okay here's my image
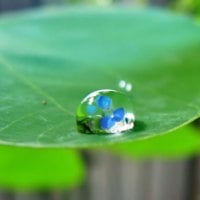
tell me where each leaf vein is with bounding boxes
[0,55,74,116]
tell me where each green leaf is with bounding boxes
[0,7,200,147]
[0,147,85,190]
[107,125,200,159]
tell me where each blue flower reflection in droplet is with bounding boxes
[76,89,135,134]
[113,108,125,122]
[86,104,97,115]
[100,116,115,129]
[96,95,112,110]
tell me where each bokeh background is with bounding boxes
[0,0,200,200]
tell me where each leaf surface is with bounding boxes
[0,7,200,147]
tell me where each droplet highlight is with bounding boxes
[76,89,135,134]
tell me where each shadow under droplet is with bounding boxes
[77,119,146,135]
[133,120,147,132]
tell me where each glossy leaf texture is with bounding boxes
[0,7,200,147]
[0,147,85,190]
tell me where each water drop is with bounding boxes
[118,80,133,92]
[76,89,135,134]
[119,80,126,88]
[125,83,132,92]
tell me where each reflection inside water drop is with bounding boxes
[76,89,135,134]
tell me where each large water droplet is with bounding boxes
[76,89,135,134]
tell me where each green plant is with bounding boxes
[0,6,200,189]
[174,0,200,15]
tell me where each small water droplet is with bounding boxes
[76,89,135,134]
[118,80,133,92]
[125,83,132,92]
[118,80,126,88]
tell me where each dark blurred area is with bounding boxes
[0,0,41,12]
[0,0,200,200]
[0,0,171,12]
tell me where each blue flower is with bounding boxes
[96,95,112,110]
[113,108,125,122]
[86,104,97,115]
[100,116,115,130]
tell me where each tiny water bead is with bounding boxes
[118,80,132,92]
[76,89,135,134]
